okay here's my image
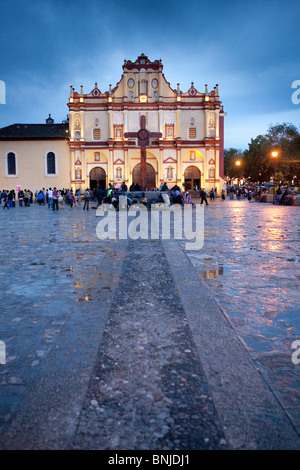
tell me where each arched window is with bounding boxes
[47,152,56,174]
[7,152,16,175]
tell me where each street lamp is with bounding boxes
[271,150,279,204]
[235,160,241,188]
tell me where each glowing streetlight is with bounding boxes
[235,160,242,188]
[271,150,279,204]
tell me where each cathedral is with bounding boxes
[0,54,226,192]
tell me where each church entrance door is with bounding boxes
[89,167,106,190]
[132,162,156,190]
[184,166,201,190]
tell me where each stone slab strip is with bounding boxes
[162,239,300,450]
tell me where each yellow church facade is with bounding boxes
[0,54,226,193]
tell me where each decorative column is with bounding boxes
[70,150,75,183]
[204,110,210,138]
[219,108,226,179]
[108,147,114,183]
[215,148,220,184]
[124,147,129,182]
[69,111,74,139]
[159,109,163,136]
[159,147,164,183]
[123,110,128,136]
[79,111,85,140]
[124,74,128,102]
[176,147,182,186]
[215,109,220,139]
[108,110,113,140]
[176,107,181,138]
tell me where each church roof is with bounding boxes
[0,123,69,140]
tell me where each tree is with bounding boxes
[243,123,300,184]
[224,148,244,179]
[266,123,300,183]
[243,135,272,183]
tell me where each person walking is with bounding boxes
[83,188,90,211]
[24,189,30,206]
[75,189,81,207]
[18,189,24,206]
[37,190,44,205]
[0,190,7,206]
[52,187,59,211]
[48,187,53,209]
[3,195,9,209]
[69,189,75,208]
[8,190,14,208]
[199,188,209,205]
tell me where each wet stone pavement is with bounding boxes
[0,199,299,450]
[182,198,300,437]
[73,239,225,450]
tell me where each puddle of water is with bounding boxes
[200,267,224,279]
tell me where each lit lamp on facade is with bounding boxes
[139,95,148,103]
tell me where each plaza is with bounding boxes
[0,197,299,450]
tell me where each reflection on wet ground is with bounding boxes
[1,200,300,441]
[0,205,127,434]
[184,199,300,432]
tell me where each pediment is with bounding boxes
[163,156,177,164]
[114,158,124,165]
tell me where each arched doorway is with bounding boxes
[89,167,106,190]
[132,162,156,190]
[184,166,201,190]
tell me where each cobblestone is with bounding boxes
[183,198,300,436]
[0,200,299,450]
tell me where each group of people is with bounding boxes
[198,187,226,205]
[40,187,92,211]
[227,185,258,201]
[88,182,190,209]
[1,188,36,209]
[1,189,17,209]
[226,184,299,205]
[1,187,92,211]
[274,186,299,205]
[1,183,226,211]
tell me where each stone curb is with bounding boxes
[162,239,300,450]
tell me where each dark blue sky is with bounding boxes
[0,0,299,150]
